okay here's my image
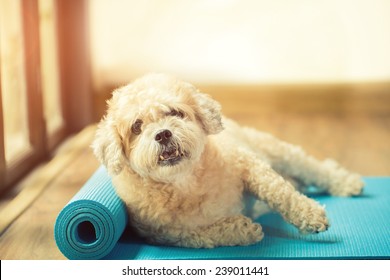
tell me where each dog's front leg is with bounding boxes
[158,215,264,248]
[242,153,329,234]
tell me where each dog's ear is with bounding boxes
[91,115,126,175]
[193,91,224,135]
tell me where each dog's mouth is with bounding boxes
[158,145,185,166]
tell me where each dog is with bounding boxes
[92,73,364,248]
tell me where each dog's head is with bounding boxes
[92,74,223,182]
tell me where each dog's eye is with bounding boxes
[169,109,185,118]
[131,119,143,135]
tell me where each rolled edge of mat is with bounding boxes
[54,166,128,259]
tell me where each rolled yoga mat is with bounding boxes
[54,166,127,260]
[55,166,390,260]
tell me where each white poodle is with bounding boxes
[92,74,364,248]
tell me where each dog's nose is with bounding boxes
[155,129,172,145]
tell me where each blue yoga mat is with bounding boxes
[54,166,127,260]
[55,166,390,260]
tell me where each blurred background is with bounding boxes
[1,0,390,193]
[90,0,390,85]
[1,0,390,260]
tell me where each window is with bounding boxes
[0,0,92,193]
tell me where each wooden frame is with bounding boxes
[56,0,92,134]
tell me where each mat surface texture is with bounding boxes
[54,167,390,259]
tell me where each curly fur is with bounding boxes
[92,73,365,248]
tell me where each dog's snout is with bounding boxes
[155,129,172,145]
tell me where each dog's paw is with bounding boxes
[234,216,264,246]
[330,173,364,197]
[299,204,330,234]
[324,159,365,196]
[242,221,264,245]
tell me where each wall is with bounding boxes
[89,0,390,86]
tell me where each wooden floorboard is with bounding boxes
[0,85,389,259]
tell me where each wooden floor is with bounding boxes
[0,83,389,259]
